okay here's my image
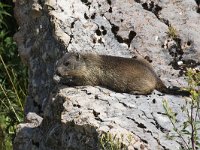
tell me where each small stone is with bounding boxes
[177,61,183,66]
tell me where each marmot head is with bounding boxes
[55,53,86,77]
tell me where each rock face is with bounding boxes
[14,0,200,149]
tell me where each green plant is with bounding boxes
[167,25,178,39]
[163,68,200,150]
[0,3,11,28]
[0,125,5,150]
[0,1,28,149]
[99,132,128,150]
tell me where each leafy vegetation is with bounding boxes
[99,132,127,150]
[167,25,178,39]
[0,1,28,149]
[163,68,200,150]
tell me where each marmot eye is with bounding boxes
[64,61,70,66]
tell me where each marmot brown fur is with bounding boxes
[54,53,189,96]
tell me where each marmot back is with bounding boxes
[54,53,189,96]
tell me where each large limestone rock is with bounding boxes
[13,0,200,149]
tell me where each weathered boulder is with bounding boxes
[14,0,200,149]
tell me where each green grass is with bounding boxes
[0,1,28,149]
[167,25,178,39]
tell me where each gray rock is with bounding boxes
[14,0,200,149]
